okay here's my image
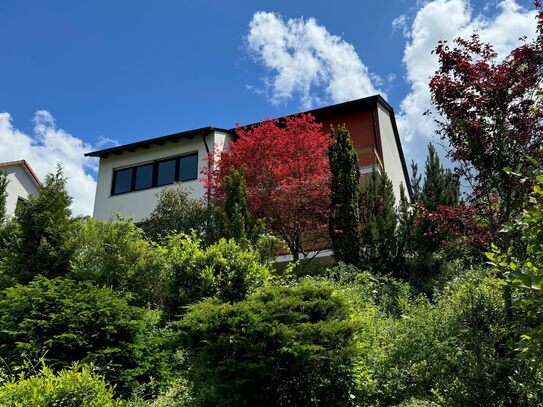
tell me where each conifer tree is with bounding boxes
[420,143,459,210]
[0,170,8,225]
[360,170,397,274]
[222,167,250,242]
[11,166,74,283]
[328,125,361,265]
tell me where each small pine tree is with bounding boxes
[223,167,250,242]
[218,168,264,246]
[11,165,74,283]
[410,161,422,203]
[394,183,412,274]
[328,125,361,265]
[360,170,397,275]
[420,143,459,210]
[0,170,8,225]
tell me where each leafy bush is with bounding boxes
[355,269,540,406]
[0,277,171,397]
[70,217,167,307]
[0,364,124,406]
[161,234,271,318]
[177,278,358,406]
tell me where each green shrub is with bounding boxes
[355,269,540,406]
[176,278,358,406]
[162,234,271,318]
[0,277,171,397]
[70,217,167,307]
[0,364,124,406]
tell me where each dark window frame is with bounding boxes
[111,152,198,196]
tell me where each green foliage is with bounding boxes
[360,170,397,275]
[328,125,361,265]
[177,279,358,406]
[161,234,271,318]
[487,165,543,359]
[402,144,463,292]
[128,379,192,407]
[222,167,250,242]
[0,276,170,397]
[0,364,124,406]
[142,186,207,242]
[70,217,167,308]
[9,166,74,283]
[420,143,459,211]
[210,168,266,249]
[0,170,8,225]
[355,269,541,406]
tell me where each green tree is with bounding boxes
[0,276,171,397]
[420,143,459,211]
[360,170,397,275]
[0,364,124,406]
[177,279,358,406]
[10,166,73,283]
[328,125,361,265]
[0,170,8,225]
[142,186,207,242]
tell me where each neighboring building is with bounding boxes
[86,95,411,222]
[0,160,41,218]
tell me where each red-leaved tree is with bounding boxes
[206,114,331,261]
[429,3,543,242]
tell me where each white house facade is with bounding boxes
[86,95,412,223]
[88,127,232,222]
[0,160,41,218]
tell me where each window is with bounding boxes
[113,168,132,194]
[157,159,176,186]
[179,154,198,181]
[134,164,153,190]
[111,152,198,195]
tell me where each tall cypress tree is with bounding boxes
[328,125,361,265]
[360,170,397,274]
[0,170,8,225]
[222,167,250,243]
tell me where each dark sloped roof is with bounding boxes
[85,126,231,158]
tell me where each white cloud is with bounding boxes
[0,110,98,216]
[246,11,381,109]
[397,0,538,165]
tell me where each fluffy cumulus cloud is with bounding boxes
[0,111,98,216]
[397,0,538,163]
[246,11,381,109]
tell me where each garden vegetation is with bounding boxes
[0,5,542,406]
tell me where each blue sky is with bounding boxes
[0,0,538,214]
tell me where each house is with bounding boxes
[86,95,411,222]
[0,160,41,218]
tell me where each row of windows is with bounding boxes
[111,153,198,195]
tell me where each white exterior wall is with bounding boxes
[377,103,409,203]
[3,165,40,217]
[93,131,226,222]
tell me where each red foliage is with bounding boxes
[429,4,543,236]
[205,113,332,259]
[417,204,491,249]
